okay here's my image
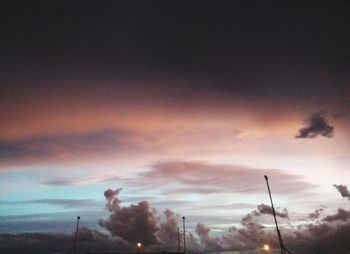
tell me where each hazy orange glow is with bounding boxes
[263,244,270,251]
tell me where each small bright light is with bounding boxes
[263,244,270,251]
[137,242,142,248]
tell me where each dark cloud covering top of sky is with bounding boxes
[0,1,349,115]
[295,112,334,138]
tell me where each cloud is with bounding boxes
[157,209,180,248]
[141,161,315,195]
[219,204,350,253]
[5,219,350,254]
[42,175,120,186]
[0,129,149,169]
[0,228,132,254]
[307,208,324,220]
[323,208,350,222]
[295,112,334,138]
[333,184,350,200]
[103,188,123,212]
[2,187,350,254]
[99,187,198,251]
[30,199,100,209]
[290,221,350,254]
[195,222,222,251]
[99,188,159,245]
[257,203,289,219]
[104,188,122,200]
[221,209,275,250]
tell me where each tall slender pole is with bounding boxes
[264,175,285,254]
[182,216,186,253]
[177,227,181,252]
[73,216,80,254]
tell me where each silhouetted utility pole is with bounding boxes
[182,216,186,253]
[264,175,293,254]
[177,227,181,252]
[73,216,80,254]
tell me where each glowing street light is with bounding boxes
[263,244,270,252]
[137,242,142,253]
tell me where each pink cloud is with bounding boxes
[140,161,315,195]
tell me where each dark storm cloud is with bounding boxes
[333,184,350,200]
[141,161,315,195]
[295,112,334,138]
[257,203,289,219]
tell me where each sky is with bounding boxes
[0,1,350,253]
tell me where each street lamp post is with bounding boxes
[73,216,80,254]
[182,216,186,253]
[177,227,181,252]
[264,175,294,254]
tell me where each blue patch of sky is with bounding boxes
[0,210,107,233]
[0,162,164,218]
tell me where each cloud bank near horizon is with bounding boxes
[2,185,350,254]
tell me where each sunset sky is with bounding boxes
[1,1,350,253]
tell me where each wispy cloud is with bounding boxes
[0,199,101,209]
[0,129,151,168]
[140,161,315,195]
[42,175,120,186]
[30,199,101,209]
